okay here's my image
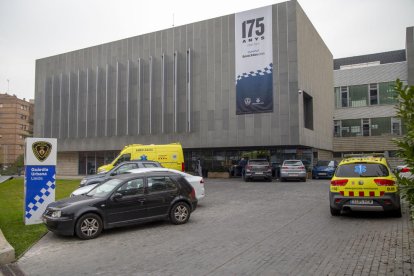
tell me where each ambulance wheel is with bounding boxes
[390,207,402,218]
[330,206,340,216]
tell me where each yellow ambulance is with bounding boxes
[329,154,401,217]
[97,143,185,173]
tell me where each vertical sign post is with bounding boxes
[235,6,273,115]
[24,138,57,225]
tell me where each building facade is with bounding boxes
[332,27,414,166]
[34,0,333,175]
[0,93,34,167]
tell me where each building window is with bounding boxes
[303,92,313,130]
[362,118,370,136]
[369,83,378,105]
[371,117,391,136]
[341,87,348,107]
[391,117,401,135]
[334,120,341,137]
[341,119,361,137]
[379,81,398,105]
[349,84,368,107]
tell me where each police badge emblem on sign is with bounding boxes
[32,141,52,162]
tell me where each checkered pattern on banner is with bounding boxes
[25,178,55,219]
[236,63,273,83]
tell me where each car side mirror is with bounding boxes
[112,193,123,201]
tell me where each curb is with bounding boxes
[0,229,14,265]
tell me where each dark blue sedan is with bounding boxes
[312,160,338,179]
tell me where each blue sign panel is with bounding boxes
[24,138,57,225]
[24,166,56,222]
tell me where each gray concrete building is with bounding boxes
[34,0,333,175]
[332,26,414,166]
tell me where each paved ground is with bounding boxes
[7,178,414,275]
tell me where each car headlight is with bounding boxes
[51,210,61,218]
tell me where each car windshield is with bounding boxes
[87,179,122,197]
[316,161,335,167]
[284,161,303,166]
[335,163,389,177]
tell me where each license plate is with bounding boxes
[319,173,326,176]
[289,174,298,176]
[255,172,263,175]
[350,199,373,205]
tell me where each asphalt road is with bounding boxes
[17,178,414,275]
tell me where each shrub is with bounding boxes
[393,79,414,214]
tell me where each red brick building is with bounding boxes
[0,93,34,168]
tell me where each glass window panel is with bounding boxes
[369,83,378,105]
[341,87,348,107]
[349,85,368,107]
[379,82,397,105]
[391,117,401,135]
[341,119,361,137]
[371,117,391,136]
[334,87,341,108]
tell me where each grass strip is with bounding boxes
[0,178,79,257]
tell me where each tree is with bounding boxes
[393,79,414,212]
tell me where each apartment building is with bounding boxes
[0,93,34,167]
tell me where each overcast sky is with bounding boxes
[0,0,413,100]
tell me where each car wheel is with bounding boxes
[330,206,341,216]
[390,207,402,218]
[75,213,103,240]
[170,202,191,225]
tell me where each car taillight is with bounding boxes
[374,179,395,186]
[331,179,348,186]
[299,166,305,170]
[181,162,185,172]
[401,167,411,173]
[190,187,196,199]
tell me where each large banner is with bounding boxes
[235,6,273,114]
[24,138,57,225]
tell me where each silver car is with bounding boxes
[71,167,206,200]
[280,160,307,182]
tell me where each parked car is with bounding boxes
[312,160,338,179]
[72,167,206,200]
[79,160,162,187]
[43,171,197,239]
[329,155,401,217]
[396,165,413,179]
[128,168,205,200]
[243,159,272,182]
[280,160,307,182]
